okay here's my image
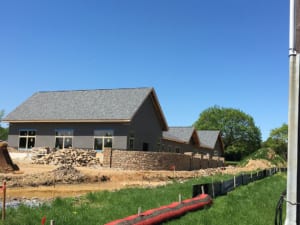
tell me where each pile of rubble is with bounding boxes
[32,148,101,167]
[52,165,87,184]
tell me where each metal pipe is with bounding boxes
[285,1,299,224]
[290,0,296,56]
[285,54,299,225]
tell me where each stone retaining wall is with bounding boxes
[103,149,224,171]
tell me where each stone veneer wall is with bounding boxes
[103,149,224,171]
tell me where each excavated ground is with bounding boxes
[1,153,276,201]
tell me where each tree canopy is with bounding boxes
[263,123,288,159]
[194,106,262,161]
[0,110,8,141]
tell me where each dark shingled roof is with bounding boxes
[163,127,196,143]
[4,87,168,129]
[197,130,221,149]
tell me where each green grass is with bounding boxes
[0,173,286,225]
[164,173,286,225]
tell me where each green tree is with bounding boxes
[263,123,288,159]
[0,110,8,141]
[194,106,261,161]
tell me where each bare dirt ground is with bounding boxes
[2,153,276,201]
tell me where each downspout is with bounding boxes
[285,0,299,224]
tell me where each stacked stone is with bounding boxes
[32,149,100,167]
[31,147,50,160]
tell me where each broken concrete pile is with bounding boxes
[31,147,50,160]
[52,165,87,184]
[32,148,101,167]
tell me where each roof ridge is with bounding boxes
[38,87,153,93]
[169,126,193,128]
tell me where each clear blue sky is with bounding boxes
[0,0,289,141]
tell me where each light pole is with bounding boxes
[285,0,300,224]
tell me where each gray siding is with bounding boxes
[129,95,163,151]
[8,122,130,150]
[161,139,198,153]
[7,95,165,151]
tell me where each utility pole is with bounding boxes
[285,0,300,224]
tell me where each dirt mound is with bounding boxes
[244,159,273,170]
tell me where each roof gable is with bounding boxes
[197,130,221,149]
[4,88,168,127]
[163,127,199,144]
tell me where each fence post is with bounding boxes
[234,176,236,188]
[2,181,6,221]
[50,220,55,225]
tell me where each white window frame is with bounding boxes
[94,130,113,151]
[55,129,74,149]
[18,129,36,150]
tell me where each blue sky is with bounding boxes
[0,0,289,140]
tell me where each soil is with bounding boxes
[1,153,277,201]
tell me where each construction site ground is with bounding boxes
[2,152,276,201]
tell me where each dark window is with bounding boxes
[128,133,135,150]
[20,131,28,136]
[94,130,113,151]
[55,137,63,149]
[129,139,134,150]
[104,138,112,148]
[19,138,27,149]
[143,143,149,151]
[94,138,103,151]
[55,129,73,149]
[64,138,72,148]
[28,138,35,148]
[19,129,36,150]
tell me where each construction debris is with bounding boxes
[52,165,87,184]
[32,148,101,167]
[31,147,50,160]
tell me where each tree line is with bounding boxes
[0,110,8,141]
[194,106,287,161]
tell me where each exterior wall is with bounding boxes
[214,139,224,156]
[161,139,198,153]
[8,122,130,150]
[7,94,165,152]
[129,96,164,151]
[103,149,225,171]
[198,147,214,157]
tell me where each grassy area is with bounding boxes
[164,173,286,225]
[0,173,286,225]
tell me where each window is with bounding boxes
[94,130,113,151]
[142,142,149,151]
[157,139,161,152]
[175,147,181,153]
[55,129,73,149]
[128,133,135,150]
[19,129,36,150]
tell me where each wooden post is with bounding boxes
[2,181,6,221]
[50,220,55,225]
